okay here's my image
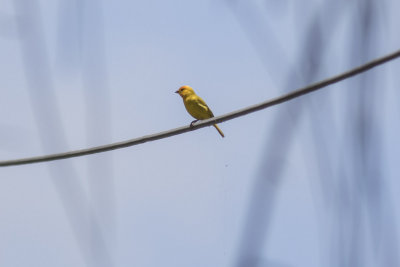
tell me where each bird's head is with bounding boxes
[175,85,195,98]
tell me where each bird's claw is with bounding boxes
[190,120,199,128]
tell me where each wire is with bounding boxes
[1,49,400,167]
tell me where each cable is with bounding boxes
[1,49,400,167]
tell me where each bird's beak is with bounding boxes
[175,90,179,94]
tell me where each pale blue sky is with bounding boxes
[1,0,399,267]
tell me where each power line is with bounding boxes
[1,49,400,167]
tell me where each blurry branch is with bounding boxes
[230,1,349,265]
[1,48,400,167]
[336,1,399,266]
[78,1,115,265]
[13,1,112,266]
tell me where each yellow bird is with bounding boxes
[175,85,224,138]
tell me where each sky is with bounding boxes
[1,0,400,267]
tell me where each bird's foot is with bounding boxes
[190,120,199,128]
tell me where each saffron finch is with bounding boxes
[175,85,224,138]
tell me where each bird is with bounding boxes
[175,85,224,138]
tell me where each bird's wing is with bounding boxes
[195,97,214,117]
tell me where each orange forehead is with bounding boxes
[179,85,192,90]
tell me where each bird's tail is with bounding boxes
[213,124,225,138]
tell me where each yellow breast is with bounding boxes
[183,95,214,120]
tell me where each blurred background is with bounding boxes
[1,0,400,266]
